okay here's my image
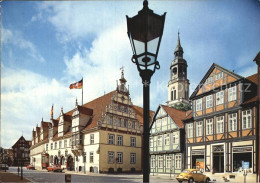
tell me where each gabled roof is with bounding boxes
[161,105,186,128]
[246,73,258,85]
[41,121,49,129]
[151,105,186,129]
[77,105,93,116]
[132,105,154,126]
[241,73,258,105]
[190,63,244,99]
[82,90,117,130]
[182,110,193,121]
[52,119,59,127]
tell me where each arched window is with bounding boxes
[174,90,177,100]
[171,91,173,101]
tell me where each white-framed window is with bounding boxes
[242,110,252,129]
[158,156,163,168]
[166,156,172,169]
[164,134,170,146]
[228,86,236,102]
[51,143,53,149]
[124,119,128,128]
[196,121,203,137]
[228,113,237,131]
[216,116,224,133]
[175,155,182,169]
[215,72,223,80]
[205,76,213,84]
[151,156,155,168]
[117,152,123,164]
[172,132,179,144]
[59,141,62,148]
[130,137,136,147]
[130,153,136,164]
[187,124,193,138]
[117,135,123,146]
[90,134,94,144]
[46,144,48,151]
[108,152,114,164]
[216,91,224,105]
[157,135,162,146]
[64,140,67,148]
[196,99,202,111]
[89,151,94,163]
[108,134,115,145]
[150,137,153,148]
[206,119,213,135]
[108,116,113,125]
[206,95,213,108]
[55,142,57,149]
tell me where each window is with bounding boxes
[117,152,123,164]
[242,110,252,129]
[216,91,224,105]
[228,113,237,131]
[117,135,123,146]
[59,141,62,148]
[46,144,48,151]
[55,142,57,149]
[206,95,213,108]
[164,134,170,145]
[64,140,67,148]
[89,152,94,163]
[205,76,213,84]
[196,99,202,111]
[187,124,193,138]
[216,116,224,133]
[124,119,128,128]
[157,136,162,146]
[228,86,236,102]
[117,118,122,127]
[130,137,136,147]
[171,90,173,101]
[108,134,115,145]
[158,156,163,168]
[90,134,94,144]
[130,153,136,164]
[108,116,113,125]
[206,119,213,135]
[215,72,223,80]
[174,90,176,100]
[108,152,114,164]
[196,121,203,137]
[151,156,155,168]
[132,122,135,129]
[124,107,128,113]
[166,156,172,169]
[172,132,179,144]
[150,137,153,148]
[51,143,53,149]
[175,155,181,169]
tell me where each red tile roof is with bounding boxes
[52,119,59,127]
[246,73,258,84]
[132,105,154,126]
[182,110,193,121]
[161,105,186,128]
[82,91,117,130]
[41,121,49,129]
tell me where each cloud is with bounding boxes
[2,28,45,63]
[1,67,78,148]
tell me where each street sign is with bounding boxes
[242,161,249,170]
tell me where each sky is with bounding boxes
[1,0,260,148]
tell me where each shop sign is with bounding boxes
[192,150,204,155]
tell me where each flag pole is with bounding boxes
[82,78,83,106]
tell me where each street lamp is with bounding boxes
[126,1,166,182]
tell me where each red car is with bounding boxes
[47,165,62,172]
[26,164,35,170]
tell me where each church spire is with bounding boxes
[117,67,128,94]
[174,31,183,58]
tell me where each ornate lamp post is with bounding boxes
[126,1,166,182]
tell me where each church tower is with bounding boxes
[167,32,190,107]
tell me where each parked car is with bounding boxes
[0,164,9,170]
[176,169,210,183]
[47,165,62,172]
[26,164,35,170]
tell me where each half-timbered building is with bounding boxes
[150,33,190,174]
[184,63,258,179]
